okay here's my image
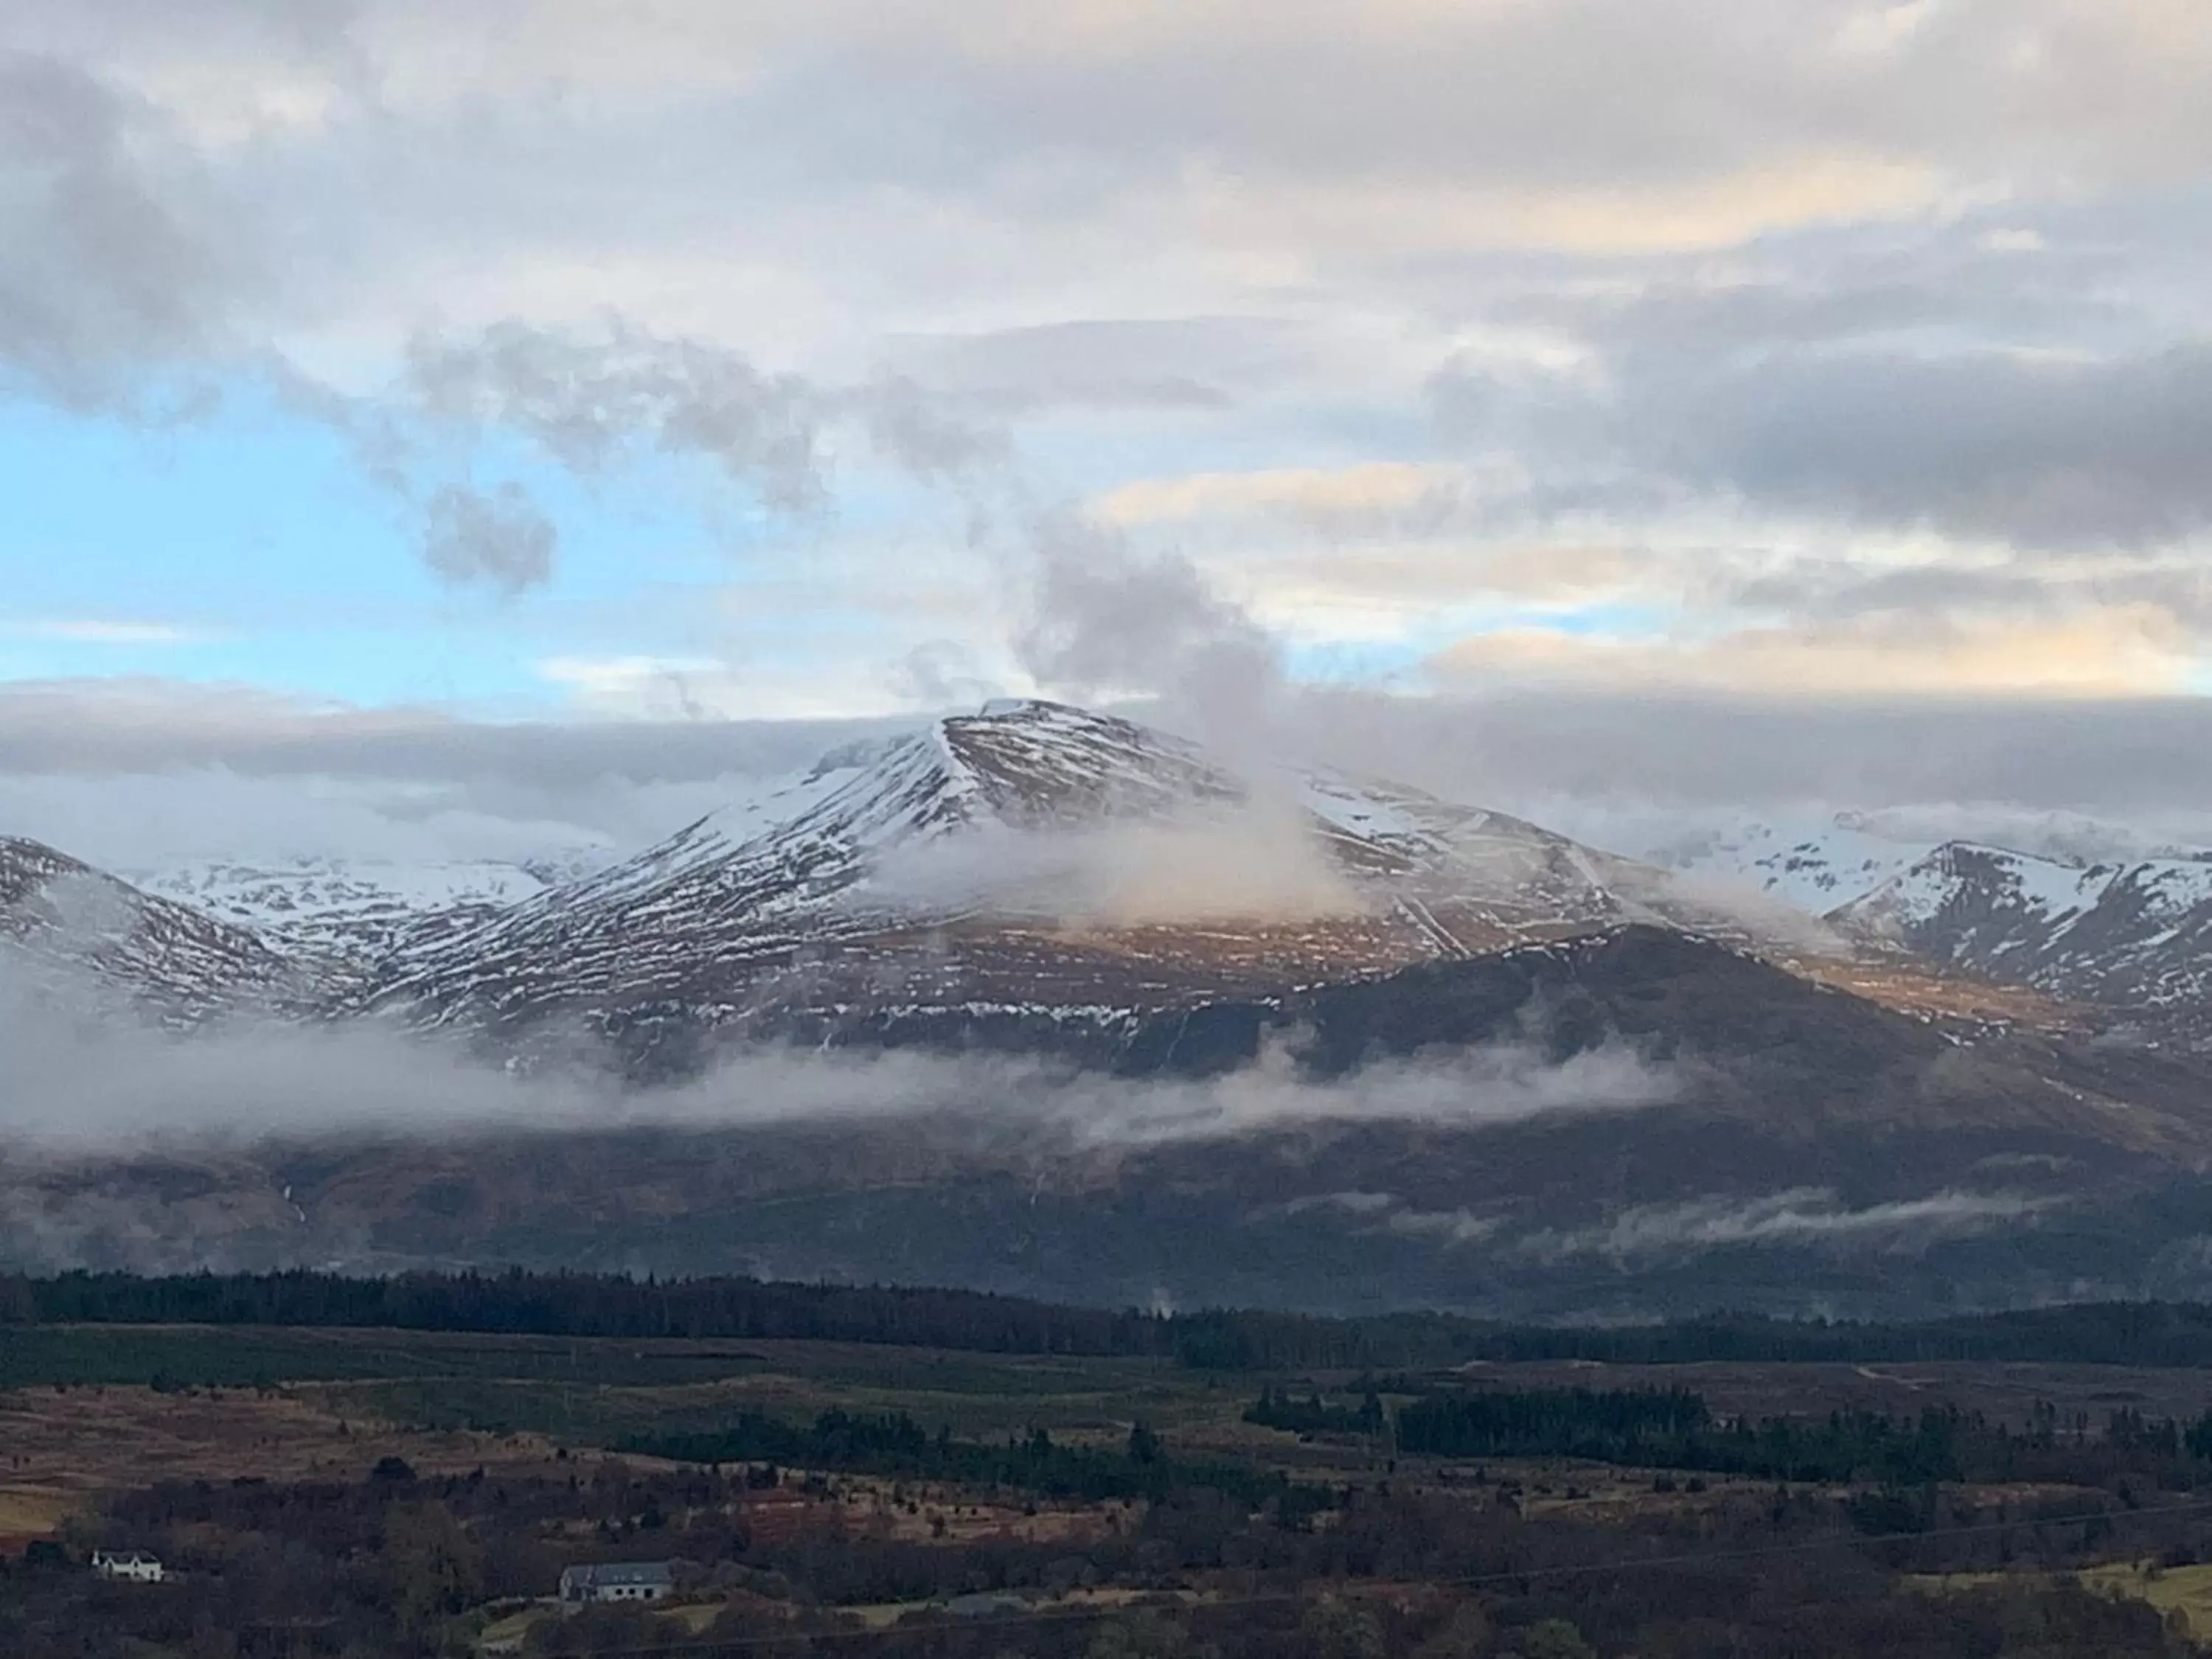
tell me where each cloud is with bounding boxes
[1430,305,2212,555]
[2,1,2212,867]
[4,619,204,644]
[864,810,1370,928]
[27,673,2212,889]
[1428,605,2199,698]
[0,49,245,408]
[883,317,1307,412]
[884,639,999,709]
[1092,463,1468,532]
[1649,343,2212,552]
[2,0,2211,718]
[1012,513,1284,748]
[1380,1205,1503,1246]
[1517,1186,2062,1263]
[0,952,1672,1161]
[419,481,557,594]
[404,321,832,511]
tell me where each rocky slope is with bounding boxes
[1831,841,2212,1012]
[0,836,305,1025]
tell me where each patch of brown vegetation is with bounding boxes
[0,1384,612,1537]
[835,1477,1126,1546]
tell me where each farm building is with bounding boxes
[558,1561,674,1605]
[91,1550,165,1583]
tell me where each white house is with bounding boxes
[558,1562,673,1605]
[91,1550,165,1583]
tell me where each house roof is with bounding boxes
[563,1562,673,1587]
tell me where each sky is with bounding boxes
[7,1,2212,866]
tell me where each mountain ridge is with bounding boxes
[1830,838,2212,1013]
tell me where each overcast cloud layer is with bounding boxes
[5,2,2212,864]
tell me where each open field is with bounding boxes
[1921,1559,2212,1637]
[0,1324,1262,1543]
[0,1381,586,1544]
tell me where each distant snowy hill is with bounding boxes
[1637,814,1934,911]
[1831,841,2212,1009]
[133,856,605,959]
[1631,808,2212,919]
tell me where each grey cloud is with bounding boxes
[0,678,902,782]
[884,640,998,709]
[30,678,2212,869]
[0,765,627,872]
[1015,514,1283,747]
[0,50,243,408]
[884,318,1315,414]
[406,321,1012,508]
[1697,554,2212,633]
[392,320,1013,588]
[1655,343,2212,551]
[406,321,830,512]
[420,481,557,594]
[1436,252,2212,553]
[1276,685,2212,820]
[756,1,2209,201]
[1703,558,2066,624]
[855,373,1009,479]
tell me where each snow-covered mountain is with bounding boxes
[351,699,1747,1062]
[0,835,306,1025]
[1830,841,2212,1009]
[133,856,599,959]
[1638,813,1934,911]
[25,701,2212,1061]
[1632,807,2212,918]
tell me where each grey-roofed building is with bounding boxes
[558,1562,674,1605]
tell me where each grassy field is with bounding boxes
[2079,1562,2212,1635]
[0,1321,1258,1446]
[0,1380,582,1547]
[0,1323,788,1389]
[1919,1560,2212,1636]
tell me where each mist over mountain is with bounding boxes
[10,698,2212,1320]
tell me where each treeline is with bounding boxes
[1,1268,1166,1357]
[25,1268,2212,1371]
[1395,1386,1711,1462]
[1271,1383,2212,1490]
[1394,1391,1965,1485]
[625,1408,1331,1513]
[1245,1384,1387,1436]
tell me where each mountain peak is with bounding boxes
[345,699,1700,1061]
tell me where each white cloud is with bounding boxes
[6,620,206,644]
[1429,605,2203,698]
[1522,1186,2061,1262]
